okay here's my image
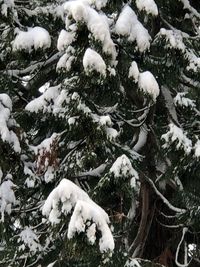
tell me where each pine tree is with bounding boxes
[0,0,200,266]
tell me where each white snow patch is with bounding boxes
[25,85,60,113]
[0,94,21,153]
[186,50,200,72]
[83,48,106,76]
[79,0,108,10]
[64,1,117,61]
[194,140,200,158]
[42,178,114,252]
[1,0,14,17]
[136,0,158,16]
[18,227,42,253]
[57,29,76,51]
[138,71,160,101]
[129,61,140,82]
[162,123,192,154]
[115,5,151,52]
[13,27,51,52]
[174,92,195,108]
[125,258,141,267]
[110,154,139,180]
[0,178,16,222]
[106,127,118,140]
[57,46,75,71]
[159,28,185,51]
[99,115,112,126]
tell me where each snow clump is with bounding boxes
[115,5,151,52]
[83,48,106,76]
[0,94,21,153]
[136,0,158,16]
[162,123,192,155]
[13,27,51,52]
[0,177,16,222]
[138,71,160,101]
[42,178,114,252]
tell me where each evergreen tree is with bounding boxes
[0,0,200,266]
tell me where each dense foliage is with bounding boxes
[0,0,200,266]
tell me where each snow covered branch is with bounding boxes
[42,179,114,253]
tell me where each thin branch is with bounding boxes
[145,175,186,214]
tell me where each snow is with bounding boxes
[129,61,140,82]
[64,1,117,60]
[83,48,106,76]
[42,178,114,252]
[0,94,21,153]
[57,29,76,51]
[99,115,112,126]
[68,117,76,125]
[0,93,12,110]
[79,0,108,10]
[138,71,160,101]
[57,46,75,71]
[159,28,185,51]
[174,92,195,108]
[162,123,192,155]
[106,127,118,140]
[68,200,114,252]
[115,5,151,52]
[136,0,158,16]
[13,27,51,52]
[110,154,139,188]
[194,140,200,157]
[1,0,14,17]
[25,85,61,114]
[0,178,16,222]
[18,227,42,254]
[186,50,200,72]
[125,258,141,267]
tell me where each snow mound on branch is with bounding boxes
[18,227,42,254]
[13,27,51,52]
[57,46,75,71]
[0,178,16,222]
[159,28,185,51]
[1,0,15,17]
[136,0,158,16]
[162,123,192,154]
[125,258,141,267]
[138,71,160,101]
[79,0,108,10]
[0,94,21,153]
[194,140,200,157]
[68,200,114,252]
[64,0,117,60]
[83,48,106,76]
[57,29,76,51]
[129,61,140,82]
[115,5,151,52]
[110,154,139,180]
[42,178,114,252]
[174,92,195,108]
[25,85,66,115]
[186,51,200,72]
